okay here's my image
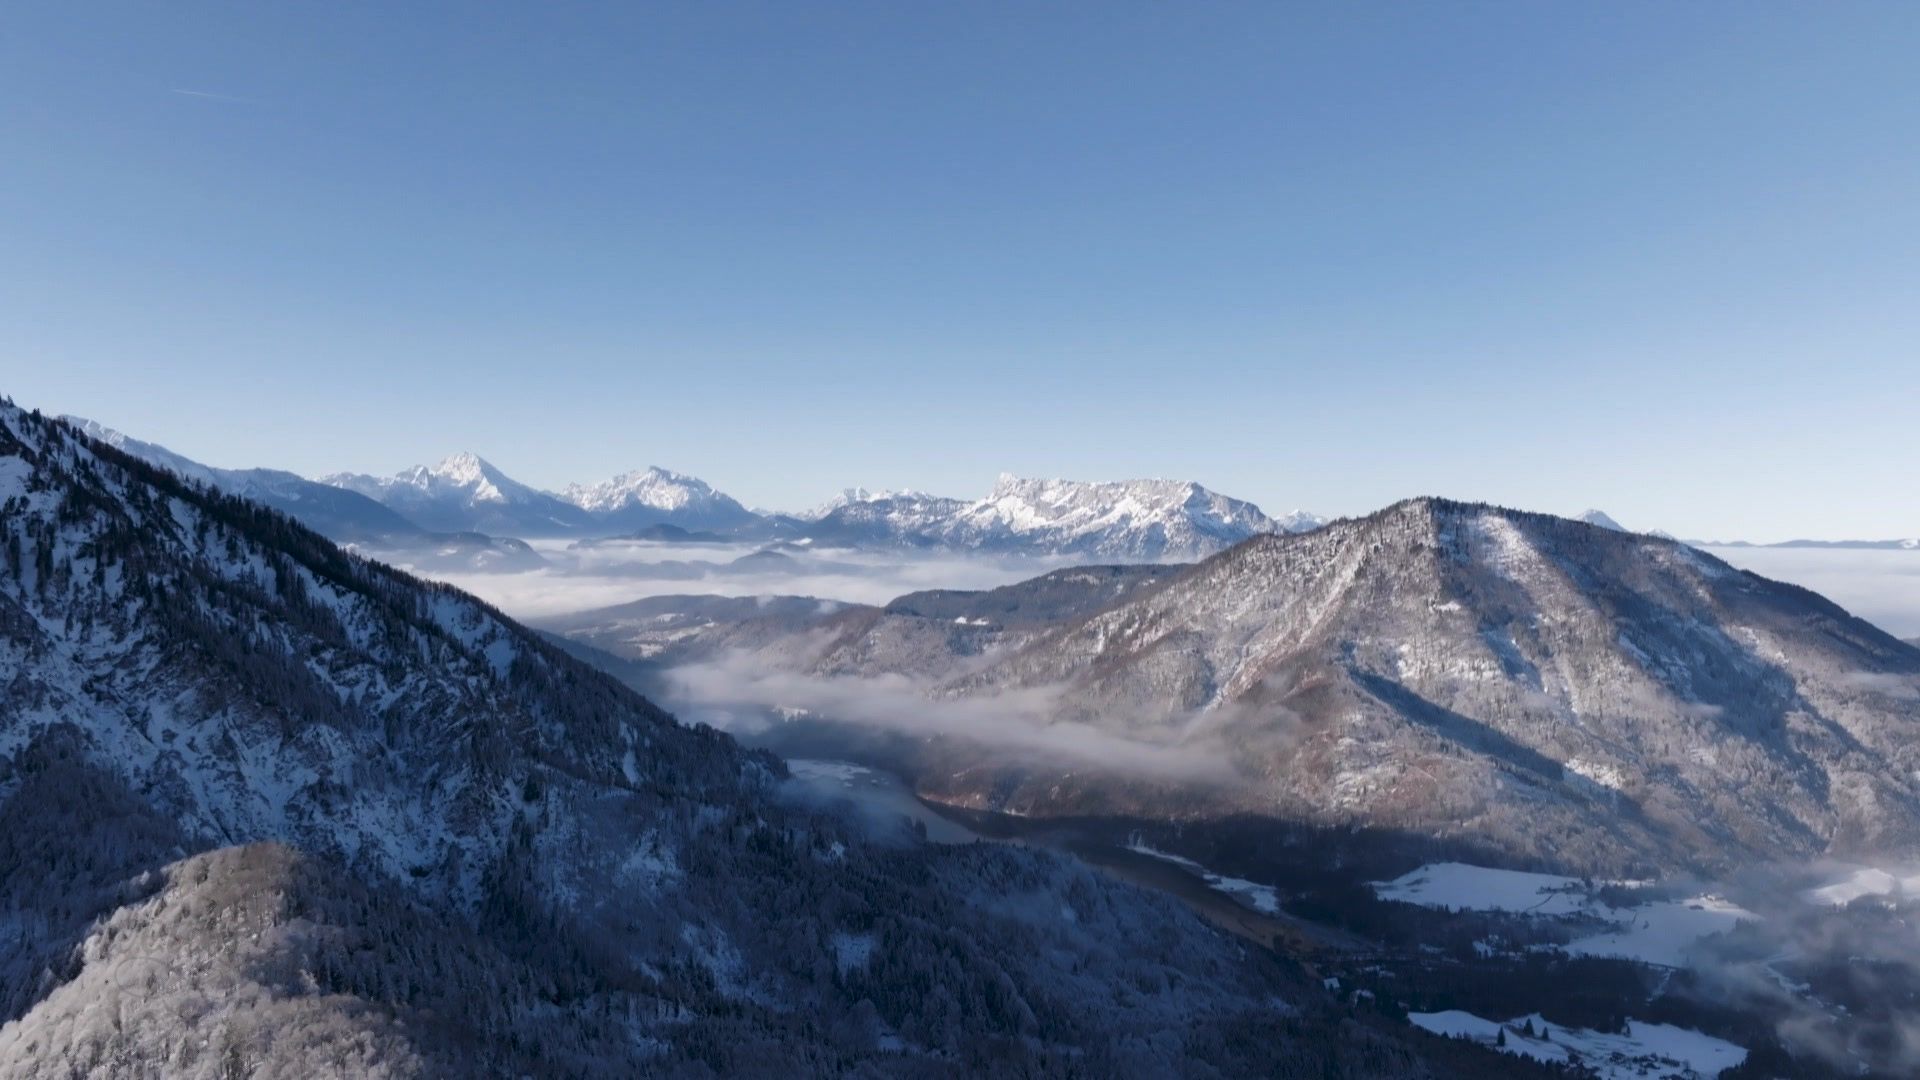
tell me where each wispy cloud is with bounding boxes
[419,542,1068,619]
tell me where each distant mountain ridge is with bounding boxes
[321,452,595,536]
[1702,537,1920,551]
[63,416,421,542]
[320,452,1323,558]
[766,475,1323,559]
[62,420,546,573]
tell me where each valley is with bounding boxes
[8,403,1920,1077]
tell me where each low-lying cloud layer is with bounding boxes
[1704,546,1920,638]
[1681,860,1920,1075]
[664,651,1238,784]
[414,541,1079,620]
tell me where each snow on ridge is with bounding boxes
[1408,1010,1746,1079]
[799,486,947,521]
[324,451,543,507]
[561,466,725,514]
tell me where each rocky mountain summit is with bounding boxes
[938,499,1920,873]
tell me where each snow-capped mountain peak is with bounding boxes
[800,486,940,520]
[795,474,1319,559]
[320,455,593,536]
[559,466,756,531]
[1577,509,1627,532]
[1272,508,1328,532]
[396,451,526,504]
[956,474,1306,559]
[562,465,707,512]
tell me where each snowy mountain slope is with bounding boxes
[799,487,928,521]
[560,466,758,532]
[0,401,1481,1077]
[926,498,1920,873]
[1720,537,1920,550]
[793,490,973,548]
[65,416,423,542]
[321,452,594,537]
[65,418,545,572]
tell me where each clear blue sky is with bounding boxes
[4,3,1916,539]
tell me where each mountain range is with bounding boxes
[325,455,1325,559]
[1703,537,1920,551]
[0,401,1517,1076]
[64,418,547,574]
[559,499,1920,878]
[1572,507,1920,552]
[785,475,1324,560]
[71,420,1325,560]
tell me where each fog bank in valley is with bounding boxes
[418,539,1085,620]
[1703,546,1920,637]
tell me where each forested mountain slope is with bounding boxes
[0,401,1501,1077]
[933,498,1920,874]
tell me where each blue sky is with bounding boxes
[3,3,1917,539]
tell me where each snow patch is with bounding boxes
[1409,1010,1745,1078]
[1375,863,1753,969]
[1126,839,1280,914]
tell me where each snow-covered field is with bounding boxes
[1374,863,1753,968]
[1374,862,1616,916]
[1804,864,1920,906]
[1409,1010,1746,1079]
[1124,839,1280,914]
